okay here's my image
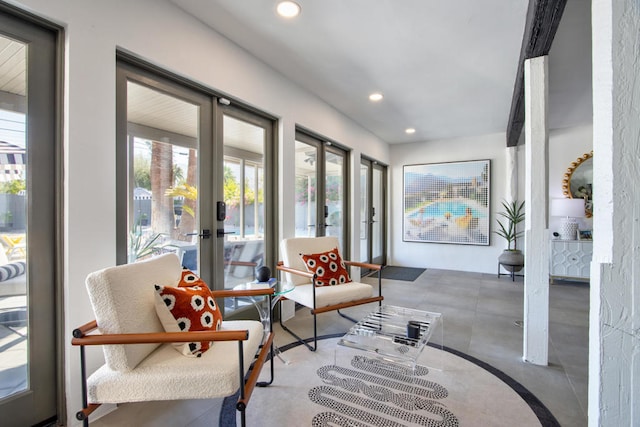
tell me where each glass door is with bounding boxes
[216,103,277,317]
[360,157,387,269]
[372,164,385,265]
[0,10,59,426]
[294,139,318,237]
[294,131,348,250]
[360,161,370,263]
[324,146,347,249]
[126,82,202,269]
[116,62,213,284]
[222,107,272,306]
[117,65,276,319]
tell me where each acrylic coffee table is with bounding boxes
[337,305,442,369]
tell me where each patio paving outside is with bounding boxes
[0,295,27,400]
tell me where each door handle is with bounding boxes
[186,230,214,239]
[216,229,236,238]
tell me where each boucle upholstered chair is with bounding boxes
[277,236,383,351]
[72,253,274,426]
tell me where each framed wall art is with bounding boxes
[403,159,490,245]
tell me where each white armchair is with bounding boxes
[277,236,383,351]
[72,253,274,426]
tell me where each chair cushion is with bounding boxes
[0,261,25,282]
[153,270,223,357]
[285,281,372,309]
[86,320,264,404]
[300,247,351,287]
[85,253,183,372]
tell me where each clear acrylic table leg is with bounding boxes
[252,294,290,365]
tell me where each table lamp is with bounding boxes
[551,198,585,240]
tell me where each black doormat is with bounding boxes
[377,266,426,281]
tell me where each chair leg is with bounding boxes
[77,345,91,427]
[257,343,275,387]
[336,309,358,323]
[279,311,317,352]
[378,268,383,307]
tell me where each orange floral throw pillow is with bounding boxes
[301,247,351,287]
[153,269,223,357]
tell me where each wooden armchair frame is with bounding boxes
[72,287,275,427]
[276,260,383,351]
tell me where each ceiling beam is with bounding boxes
[0,91,26,114]
[506,0,567,147]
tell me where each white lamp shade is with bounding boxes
[551,198,585,218]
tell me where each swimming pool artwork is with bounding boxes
[403,160,490,245]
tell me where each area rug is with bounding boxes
[223,336,559,426]
[378,266,426,281]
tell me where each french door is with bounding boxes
[116,61,214,284]
[117,59,275,317]
[219,103,276,315]
[0,8,59,426]
[360,157,387,268]
[294,131,348,251]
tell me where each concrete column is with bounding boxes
[590,1,640,425]
[523,56,549,365]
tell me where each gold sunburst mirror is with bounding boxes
[562,151,593,218]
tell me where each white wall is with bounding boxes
[390,124,592,275]
[11,0,389,424]
[389,132,507,274]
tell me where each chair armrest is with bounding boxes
[344,260,382,271]
[276,262,314,279]
[73,320,98,338]
[225,260,258,268]
[71,327,249,346]
[211,288,275,298]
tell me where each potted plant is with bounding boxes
[495,199,525,273]
[128,217,164,263]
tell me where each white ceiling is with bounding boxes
[0,37,25,97]
[128,81,198,139]
[170,0,592,145]
[0,1,592,148]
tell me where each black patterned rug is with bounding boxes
[222,335,559,426]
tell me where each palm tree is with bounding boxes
[150,141,174,236]
[170,148,197,240]
[165,181,197,241]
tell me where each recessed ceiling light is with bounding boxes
[405,128,416,134]
[369,93,383,102]
[277,1,301,18]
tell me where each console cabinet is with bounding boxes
[550,240,592,282]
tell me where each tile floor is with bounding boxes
[92,269,589,427]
